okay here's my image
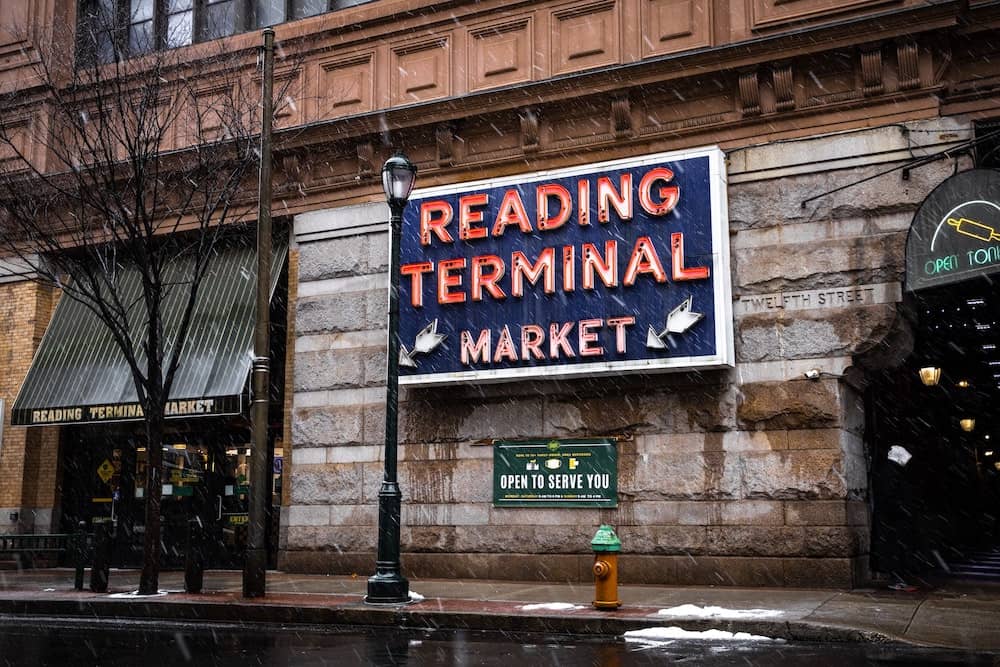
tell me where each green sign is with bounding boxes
[493,439,617,508]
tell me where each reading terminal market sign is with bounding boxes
[397,148,734,385]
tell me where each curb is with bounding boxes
[0,595,910,646]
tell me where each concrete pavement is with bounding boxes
[0,569,999,652]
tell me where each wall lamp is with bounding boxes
[918,367,941,386]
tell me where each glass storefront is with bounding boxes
[60,425,283,569]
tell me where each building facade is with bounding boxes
[1,0,999,586]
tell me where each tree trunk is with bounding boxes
[138,405,165,595]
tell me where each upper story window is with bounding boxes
[77,0,343,63]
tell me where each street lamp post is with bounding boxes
[366,152,417,605]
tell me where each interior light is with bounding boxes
[957,379,970,388]
[137,447,147,452]
[985,450,995,457]
[961,418,976,432]
[918,367,941,386]
[174,443,187,450]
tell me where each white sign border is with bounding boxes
[399,146,734,387]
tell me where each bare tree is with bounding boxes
[0,26,290,594]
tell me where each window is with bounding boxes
[78,0,349,63]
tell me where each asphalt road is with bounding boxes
[0,619,995,666]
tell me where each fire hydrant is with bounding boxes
[591,524,622,609]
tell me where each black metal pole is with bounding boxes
[244,26,274,599]
[365,200,409,604]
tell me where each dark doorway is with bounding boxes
[868,276,1000,582]
[59,422,286,570]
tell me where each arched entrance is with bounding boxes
[869,169,1000,583]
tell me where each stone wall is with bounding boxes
[281,118,971,586]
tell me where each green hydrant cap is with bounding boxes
[591,524,621,552]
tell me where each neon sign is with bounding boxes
[398,148,733,385]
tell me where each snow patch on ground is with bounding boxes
[625,627,782,644]
[520,602,586,611]
[408,591,425,602]
[655,604,784,619]
[107,590,170,598]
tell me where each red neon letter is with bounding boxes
[493,189,533,237]
[582,241,618,290]
[578,318,604,357]
[521,324,546,360]
[400,261,433,307]
[638,167,679,216]
[420,200,454,246]
[624,236,668,286]
[606,316,635,353]
[562,245,575,292]
[494,326,518,362]
[511,248,556,297]
[671,232,710,281]
[437,258,467,304]
[597,174,633,223]
[471,255,507,302]
[578,179,591,226]
[460,329,491,365]
[549,322,576,359]
[536,183,571,231]
[459,193,489,241]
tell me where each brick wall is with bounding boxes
[0,279,59,533]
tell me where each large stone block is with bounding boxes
[296,291,369,335]
[737,305,897,363]
[286,504,330,526]
[729,158,956,231]
[734,233,904,293]
[293,348,365,392]
[740,450,847,499]
[405,503,490,526]
[292,405,365,447]
[803,526,866,557]
[719,500,784,526]
[631,450,740,500]
[284,525,374,551]
[545,385,739,436]
[328,503,378,526]
[297,235,373,281]
[630,500,713,525]
[784,500,848,526]
[707,526,805,556]
[290,462,365,505]
[618,525,708,554]
[399,457,494,504]
[737,380,840,429]
[674,555,785,587]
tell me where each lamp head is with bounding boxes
[382,152,418,208]
[918,366,941,387]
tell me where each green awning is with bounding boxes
[12,241,286,426]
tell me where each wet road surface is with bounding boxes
[0,619,996,666]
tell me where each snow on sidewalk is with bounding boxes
[654,604,784,620]
[625,626,783,644]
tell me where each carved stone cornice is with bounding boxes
[611,95,632,139]
[772,64,795,112]
[519,107,540,153]
[897,40,920,90]
[860,45,884,96]
[739,70,761,117]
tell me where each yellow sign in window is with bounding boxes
[97,459,115,484]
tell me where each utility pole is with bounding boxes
[244,26,274,599]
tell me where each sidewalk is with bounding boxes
[1,568,999,651]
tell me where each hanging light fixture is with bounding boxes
[918,367,941,386]
[957,379,970,388]
[960,418,976,432]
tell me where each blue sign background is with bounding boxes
[399,151,727,383]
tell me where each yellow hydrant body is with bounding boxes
[591,525,622,609]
